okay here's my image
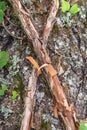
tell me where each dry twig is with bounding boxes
[10,0,79,130]
[20,69,37,130]
[42,0,59,44]
[2,21,24,40]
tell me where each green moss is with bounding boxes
[14,73,24,102]
[53,24,59,33]
[41,120,52,130]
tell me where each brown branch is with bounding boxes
[20,69,37,130]
[42,0,59,44]
[2,21,24,40]
[10,0,79,130]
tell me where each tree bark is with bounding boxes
[10,0,79,130]
[20,69,37,130]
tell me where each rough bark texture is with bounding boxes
[42,0,59,44]
[21,69,37,130]
[10,0,79,130]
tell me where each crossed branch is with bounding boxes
[10,0,79,130]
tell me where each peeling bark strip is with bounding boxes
[10,0,79,130]
[21,69,37,130]
[42,0,59,44]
